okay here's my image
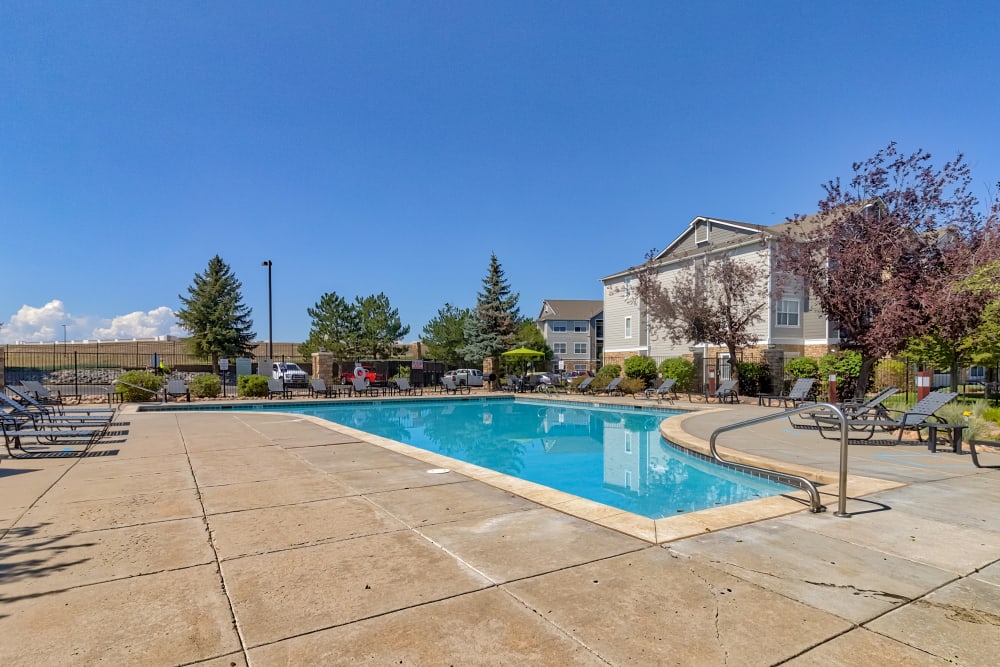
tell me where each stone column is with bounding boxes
[312,351,335,387]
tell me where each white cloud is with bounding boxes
[92,307,187,340]
[2,300,70,342]
[0,301,186,343]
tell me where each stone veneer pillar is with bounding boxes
[312,351,335,387]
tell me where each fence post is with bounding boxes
[74,351,79,397]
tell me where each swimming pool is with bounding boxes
[276,397,793,520]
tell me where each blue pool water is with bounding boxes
[275,397,793,520]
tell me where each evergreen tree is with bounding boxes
[459,254,520,368]
[355,292,410,359]
[176,256,255,373]
[300,291,359,357]
[421,303,473,367]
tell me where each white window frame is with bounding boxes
[695,219,710,244]
[624,316,632,339]
[573,321,589,333]
[776,298,800,327]
[552,342,567,354]
[551,320,567,333]
[574,342,587,355]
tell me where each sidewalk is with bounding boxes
[1,399,997,665]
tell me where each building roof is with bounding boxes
[537,299,603,321]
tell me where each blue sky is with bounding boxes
[3,1,999,345]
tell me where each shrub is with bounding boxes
[596,364,621,380]
[784,357,818,379]
[190,374,221,398]
[238,374,270,397]
[658,357,695,391]
[623,356,657,384]
[819,350,865,398]
[620,377,646,395]
[938,400,991,441]
[735,361,770,396]
[115,371,164,402]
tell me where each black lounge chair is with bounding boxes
[267,378,291,399]
[789,386,900,430]
[309,378,339,398]
[6,385,116,418]
[636,378,678,403]
[166,380,190,402]
[758,378,815,407]
[690,379,738,404]
[601,377,624,396]
[394,377,421,395]
[1,412,105,458]
[442,377,470,395]
[569,376,594,394]
[351,377,379,397]
[813,391,959,443]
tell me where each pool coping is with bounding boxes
[141,396,904,544]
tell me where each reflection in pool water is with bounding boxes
[289,398,792,520]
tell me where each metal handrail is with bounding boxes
[114,380,166,404]
[709,403,850,516]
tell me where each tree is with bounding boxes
[355,292,410,359]
[634,252,767,381]
[300,291,359,357]
[776,143,996,396]
[176,255,255,373]
[459,254,520,368]
[421,303,472,368]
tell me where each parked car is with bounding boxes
[443,368,484,386]
[272,362,308,387]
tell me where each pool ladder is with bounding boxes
[709,403,851,517]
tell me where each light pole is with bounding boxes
[261,260,273,359]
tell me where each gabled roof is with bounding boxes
[654,216,765,260]
[537,299,603,321]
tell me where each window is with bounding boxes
[624,316,632,338]
[695,219,711,244]
[573,364,588,371]
[552,321,567,332]
[552,342,567,354]
[574,342,587,354]
[776,299,800,327]
[573,321,588,333]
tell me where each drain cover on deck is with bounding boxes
[427,468,451,474]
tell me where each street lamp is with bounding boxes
[261,260,273,359]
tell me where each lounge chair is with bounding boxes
[690,379,739,403]
[309,378,338,398]
[813,391,959,443]
[636,378,678,402]
[394,377,421,396]
[351,376,379,397]
[6,385,116,418]
[602,377,624,396]
[789,386,899,430]
[1,412,105,458]
[166,379,190,402]
[1,391,114,426]
[18,380,63,406]
[267,378,291,399]
[758,378,815,407]
[569,376,594,394]
[442,377,471,395]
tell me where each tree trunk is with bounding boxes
[949,356,960,393]
[856,355,878,399]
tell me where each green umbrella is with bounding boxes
[501,346,544,376]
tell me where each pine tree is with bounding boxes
[176,256,255,373]
[300,291,359,358]
[459,254,520,369]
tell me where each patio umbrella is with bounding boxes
[501,346,544,376]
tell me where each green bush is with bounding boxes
[190,374,221,398]
[784,357,819,379]
[620,377,646,395]
[596,364,621,380]
[819,350,865,398]
[658,357,695,391]
[238,375,270,397]
[115,371,164,402]
[735,361,770,396]
[623,356,657,384]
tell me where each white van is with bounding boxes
[445,368,484,387]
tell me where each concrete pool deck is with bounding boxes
[1,394,998,665]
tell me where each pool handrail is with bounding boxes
[709,403,850,516]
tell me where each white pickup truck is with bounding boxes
[272,362,309,387]
[444,368,484,387]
